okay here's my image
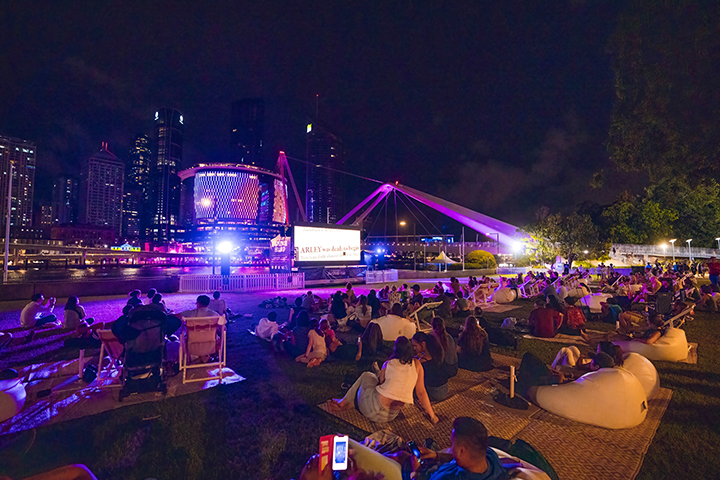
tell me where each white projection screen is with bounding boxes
[293,225,361,265]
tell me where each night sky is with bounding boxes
[1,0,640,230]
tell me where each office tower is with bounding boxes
[79,142,124,236]
[230,98,264,166]
[150,108,183,243]
[127,134,152,239]
[39,203,53,226]
[305,121,344,224]
[51,175,78,224]
[0,135,36,232]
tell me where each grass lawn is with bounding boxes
[0,286,719,479]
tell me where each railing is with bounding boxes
[365,269,399,284]
[497,267,529,275]
[179,273,305,293]
[612,243,720,259]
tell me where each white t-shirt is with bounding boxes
[208,298,227,314]
[308,329,327,356]
[372,314,417,342]
[256,317,279,341]
[20,301,55,328]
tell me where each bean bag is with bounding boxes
[621,352,660,399]
[535,368,647,429]
[0,377,26,423]
[566,285,590,298]
[613,327,689,362]
[494,288,517,304]
[576,293,613,313]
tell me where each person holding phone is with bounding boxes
[20,293,58,328]
[327,336,439,424]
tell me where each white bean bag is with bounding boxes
[0,377,26,423]
[494,288,517,304]
[621,353,660,399]
[613,327,689,362]
[535,368,648,429]
[576,293,613,313]
[566,286,590,298]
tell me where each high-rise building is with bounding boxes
[150,108,183,243]
[305,121,344,224]
[51,175,78,224]
[230,98,264,166]
[79,142,124,236]
[38,202,53,226]
[0,135,36,232]
[127,134,152,240]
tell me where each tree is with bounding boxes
[524,212,609,266]
[465,250,497,269]
[601,191,677,244]
[607,0,720,182]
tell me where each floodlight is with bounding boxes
[217,241,233,254]
[201,198,212,208]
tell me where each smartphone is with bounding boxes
[332,435,349,471]
[407,440,422,459]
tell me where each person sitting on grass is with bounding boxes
[372,303,417,342]
[457,315,493,372]
[63,295,95,329]
[432,317,458,378]
[696,283,719,312]
[433,281,445,295]
[435,290,452,318]
[581,313,665,347]
[208,291,228,317]
[295,318,327,367]
[353,295,373,329]
[412,331,451,401]
[557,297,585,335]
[327,336,439,424]
[527,297,562,338]
[256,311,279,341]
[410,284,424,305]
[452,291,471,318]
[149,293,170,314]
[346,282,358,305]
[143,288,157,305]
[286,297,307,329]
[20,293,58,328]
[367,289,382,318]
[599,297,623,324]
[127,289,143,308]
[285,311,312,357]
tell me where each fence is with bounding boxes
[497,267,529,275]
[612,243,720,260]
[179,273,305,293]
[365,269,399,284]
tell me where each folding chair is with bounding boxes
[97,329,125,385]
[661,307,693,330]
[409,302,441,332]
[180,315,227,384]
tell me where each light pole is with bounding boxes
[669,239,676,263]
[202,197,218,274]
[399,221,416,271]
[715,237,720,251]
[3,164,13,284]
[686,239,693,263]
[660,244,667,258]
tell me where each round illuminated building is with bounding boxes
[178,163,289,258]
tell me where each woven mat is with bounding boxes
[482,304,523,314]
[512,388,673,480]
[679,343,698,364]
[319,353,672,480]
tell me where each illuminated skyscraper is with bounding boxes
[230,98,264,166]
[51,175,78,224]
[127,134,152,239]
[305,121,344,224]
[79,142,124,236]
[150,108,183,243]
[0,135,36,232]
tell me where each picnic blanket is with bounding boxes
[0,357,245,436]
[319,353,673,480]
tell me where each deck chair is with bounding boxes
[97,329,124,385]
[180,315,227,384]
[661,307,694,330]
[409,301,441,332]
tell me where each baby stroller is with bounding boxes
[119,308,168,401]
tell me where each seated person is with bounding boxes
[371,303,417,342]
[696,284,719,311]
[301,290,314,311]
[353,295,373,329]
[286,297,307,329]
[382,285,402,312]
[208,291,228,317]
[527,298,562,338]
[412,332,450,401]
[582,313,665,346]
[143,288,157,305]
[432,317,458,378]
[457,315,493,372]
[20,293,58,328]
[321,318,343,354]
[346,282,358,305]
[149,293,170,314]
[171,294,221,338]
[409,284,424,305]
[449,276,462,296]
[452,291,471,317]
[127,289,143,308]
[285,311,311,357]
[600,297,623,324]
[432,281,445,295]
[557,297,585,335]
[409,417,509,480]
[63,296,95,329]
[330,292,348,321]
[327,336,438,424]
[435,291,452,318]
[295,319,327,367]
[367,290,382,318]
[256,311,279,341]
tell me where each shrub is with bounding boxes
[465,250,497,269]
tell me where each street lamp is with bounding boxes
[686,239,692,262]
[202,197,219,274]
[715,237,720,251]
[660,244,667,258]
[398,220,416,271]
[669,239,676,262]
